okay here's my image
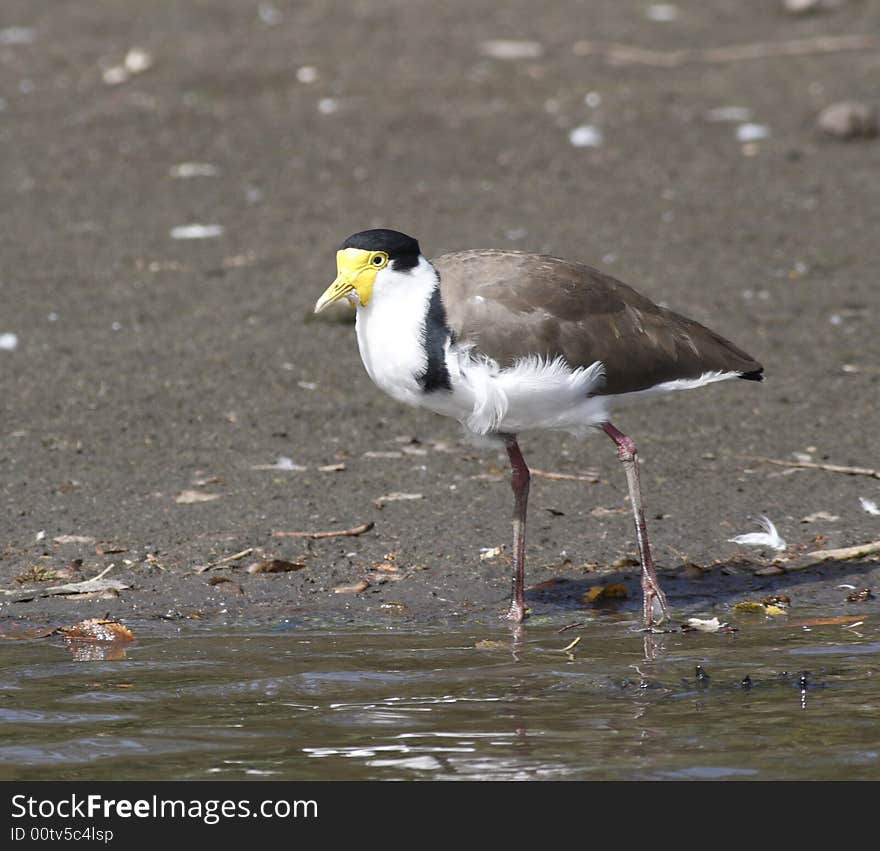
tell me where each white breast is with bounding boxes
[355,258,434,408]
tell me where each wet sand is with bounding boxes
[2,1,879,629]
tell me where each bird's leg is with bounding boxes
[504,435,530,623]
[601,422,670,628]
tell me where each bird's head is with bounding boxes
[314,229,422,313]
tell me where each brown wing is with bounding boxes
[433,249,762,395]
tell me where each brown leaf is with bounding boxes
[95,544,128,555]
[846,589,875,602]
[246,559,306,574]
[333,579,370,594]
[58,618,134,643]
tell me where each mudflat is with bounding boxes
[2,1,878,628]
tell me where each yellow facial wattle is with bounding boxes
[314,248,389,313]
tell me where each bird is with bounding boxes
[315,229,763,627]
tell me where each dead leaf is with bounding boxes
[95,544,128,555]
[318,463,346,472]
[208,575,232,585]
[846,588,875,602]
[475,639,506,648]
[373,492,424,508]
[175,489,222,504]
[58,619,134,643]
[246,559,306,574]
[582,582,628,603]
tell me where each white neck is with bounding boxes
[354,256,440,406]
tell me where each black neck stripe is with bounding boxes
[417,286,452,393]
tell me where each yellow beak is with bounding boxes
[314,248,380,313]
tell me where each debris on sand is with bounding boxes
[333,579,370,594]
[0,332,19,351]
[170,224,224,240]
[246,559,306,574]
[859,497,880,516]
[58,618,134,643]
[169,162,219,179]
[479,40,543,60]
[174,489,222,504]
[251,456,307,471]
[272,522,374,540]
[728,516,787,551]
[733,600,788,615]
[569,125,603,148]
[193,548,253,574]
[817,101,878,139]
[372,492,423,509]
[101,47,153,85]
[800,510,839,523]
[682,616,736,633]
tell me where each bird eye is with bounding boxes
[372,254,386,267]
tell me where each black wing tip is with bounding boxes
[739,368,764,382]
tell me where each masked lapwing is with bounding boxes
[315,229,763,626]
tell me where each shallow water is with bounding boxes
[1,612,878,781]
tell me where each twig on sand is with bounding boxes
[193,547,254,574]
[774,540,880,573]
[572,35,876,68]
[746,456,880,480]
[531,469,600,483]
[806,540,880,563]
[272,521,375,540]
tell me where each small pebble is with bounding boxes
[817,101,878,139]
[569,125,603,148]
